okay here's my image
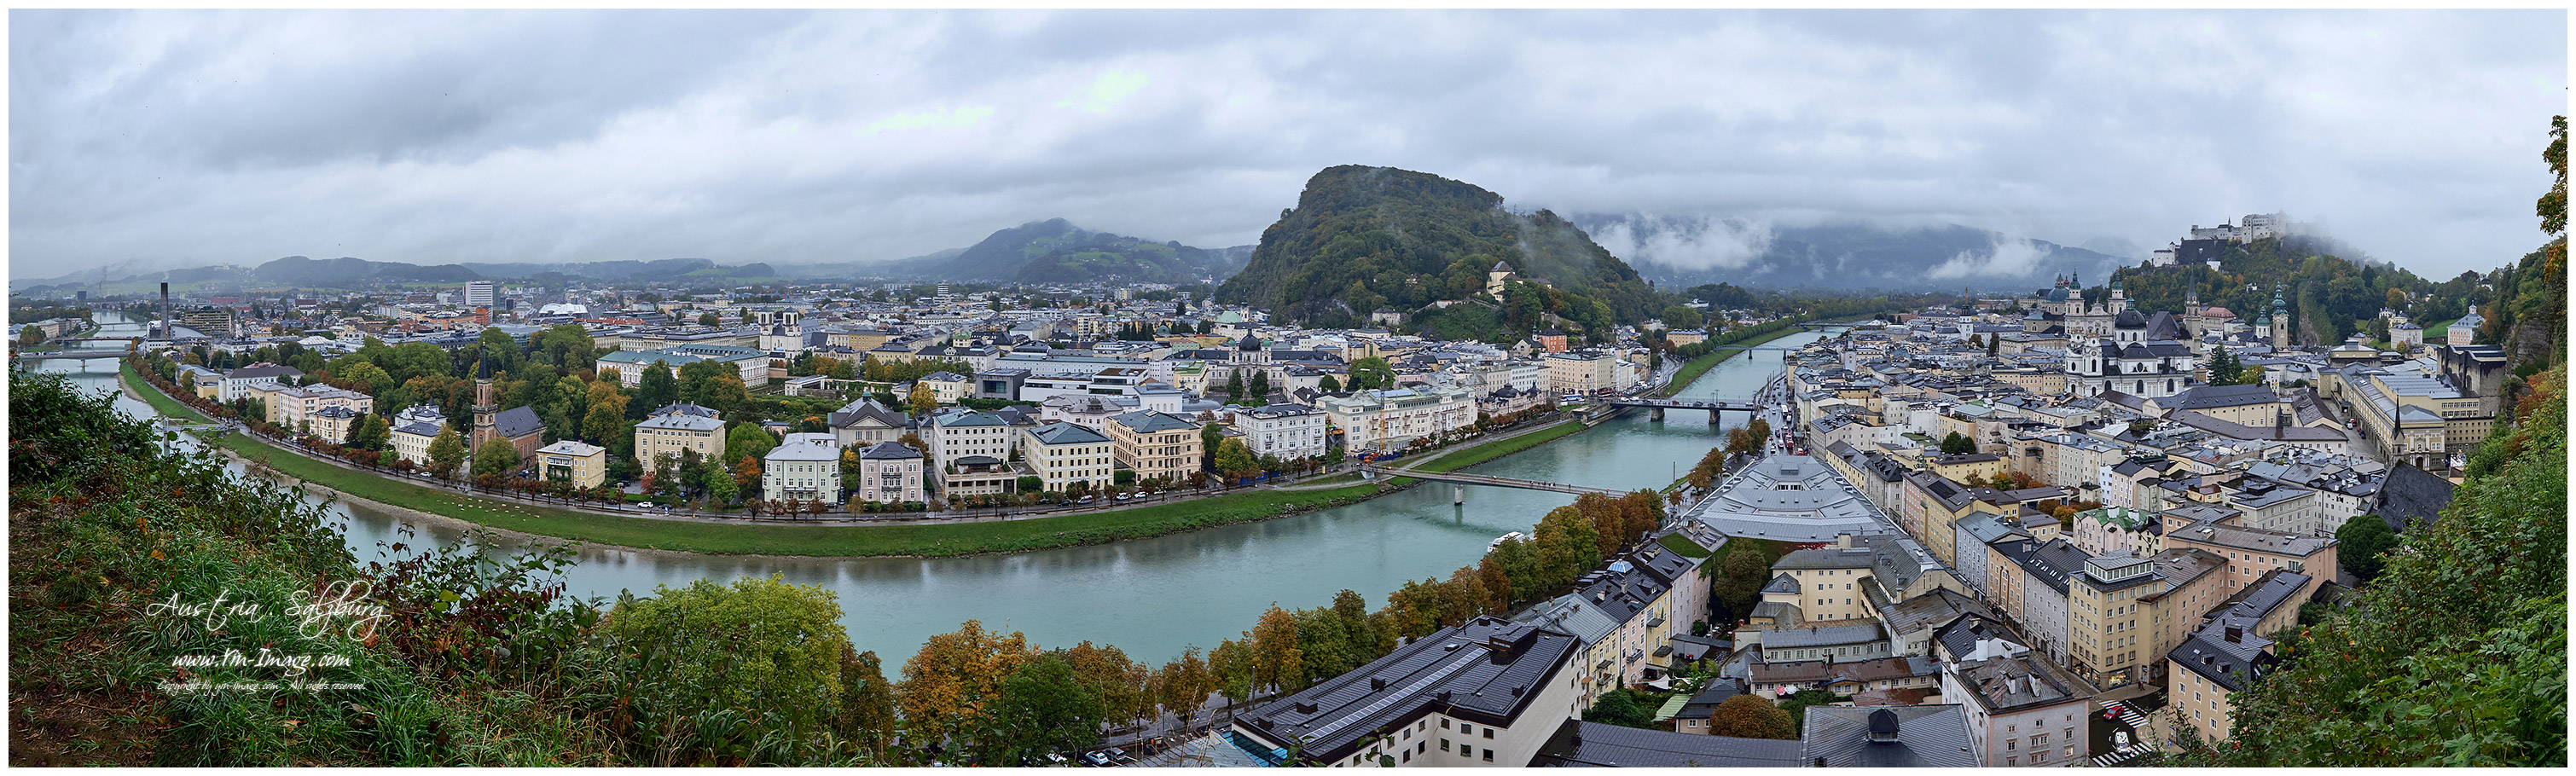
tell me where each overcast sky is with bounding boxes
[10,9,2566,281]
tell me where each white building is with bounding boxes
[1318,385,1475,453]
[1232,403,1326,460]
[925,408,1013,466]
[464,281,496,309]
[220,363,304,402]
[761,432,844,503]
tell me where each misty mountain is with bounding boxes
[867,218,1250,283]
[253,256,483,286]
[1573,214,2128,292]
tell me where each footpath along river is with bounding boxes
[40,314,1831,663]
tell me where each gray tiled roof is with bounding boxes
[1530,720,1804,767]
[1802,705,1976,767]
[1232,617,1580,764]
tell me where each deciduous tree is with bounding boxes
[1707,693,1797,739]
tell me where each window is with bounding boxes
[2006,741,2016,751]
[1459,746,1470,758]
[1441,720,1450,730]
[1484,729,1494,738]
[1441,739,1449,752]
[1482,749,1494,762]
[1401,729,1411,740]
[1418,743,1425,755]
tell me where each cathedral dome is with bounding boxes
[2114,309,2148,329]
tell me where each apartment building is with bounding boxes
[1021,422,1115,493]
[1107,410,1202,484]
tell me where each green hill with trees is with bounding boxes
[1215,165,1666,339]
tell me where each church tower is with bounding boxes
[470,350,498,453]
[2267,286,2292,349]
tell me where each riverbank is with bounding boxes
[123,361,1625,558]
[1659,324,1808,397]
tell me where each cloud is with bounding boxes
[7,9,2563,281]
[1925,236,2050,280]
[1586,215,1776,271]
[1068,70,1148,113]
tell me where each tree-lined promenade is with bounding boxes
[122,355,1595,557]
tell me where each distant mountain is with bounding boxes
[461,258,717,281]
[1571,215,2127,292]
[867,218,1250,283]
[1217,165,1662,335]
[253,256,481,286]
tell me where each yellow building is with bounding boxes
[1022,421,1115,493]
[535,440,607,489]
[634,409,724,466]
[1107,410,1203,484]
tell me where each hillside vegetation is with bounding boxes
[7,369,886,766]
[1217,165,1665,338]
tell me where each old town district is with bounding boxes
[119,270,2492,767]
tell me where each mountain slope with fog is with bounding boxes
[1573,214,2127,292]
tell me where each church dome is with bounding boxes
[2114,309,2148,329]
[2045,286,2069,304]
[1238,333,1262,350]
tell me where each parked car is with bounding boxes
[1082,751,1113,767]
[1113,492,1131,501]
[1076,495,1097,504]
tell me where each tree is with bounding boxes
[1213,437,1258,484]
[989,651,1105,765]
[1319,374,1343,393]
[1706,693,1797,739]
[1208,638,1255,706]
[908,381,939,416]
[1223,371,1245,403]
[2208,347,2245,385]
[1582,688,1656,728]
[604,575,851,744]
[1661,304,1703,330]
[636,363,678,415]
[897,620,1033,756]
[1248,605,1304,694]
[728,423,780,464]
[1157,647,1215,723]
[1198,422,1225,472]
[2335,513,2399,583]
[345,412,391,451]
[426,426,467,478]
[1774,689,1841,728]
[1709,544,1774,625]
[1248,370,1271,402]
[1349,356,1394,391]
[472,437,521,480]
[18,325,39,345]
[699,310,721,327]
[1939,431,1976,455]
[583,381,630,445]
[334,360,395,396]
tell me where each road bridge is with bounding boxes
[14,350,131,362]
[1599,397,1767,424]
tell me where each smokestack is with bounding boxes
[159,282,171,339]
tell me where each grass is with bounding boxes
[119,361,212,423]
[1375,420,1589,488]
[207,426,1384,558]
[1659,325,1807,397]
[1656,532,1711,558]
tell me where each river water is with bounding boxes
[36,315,1829,663]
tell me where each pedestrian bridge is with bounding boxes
[1356,464,1627,498]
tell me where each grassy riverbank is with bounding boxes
[1659,324,1809,397]
[1379,420,1588,487]
[120,360,212,422]
[216,426,1385,556]
[121,363,1586,557]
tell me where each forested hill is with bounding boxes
[2107,235,2482,348]
[869,218,1250,284]
[1215,165,1665,335]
